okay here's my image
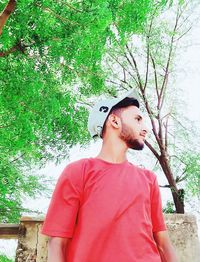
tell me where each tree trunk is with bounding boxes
[0,0,16,35]
[159,154,184,213]
[172,189,184,214]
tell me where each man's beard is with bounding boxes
[119,122,144,150]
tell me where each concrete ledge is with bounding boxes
[14,214,200,262]
[20,216,45,222]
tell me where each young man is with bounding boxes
[42,90,177,262]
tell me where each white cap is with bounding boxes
[87,89,139,138]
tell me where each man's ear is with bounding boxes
[107,114,121,129]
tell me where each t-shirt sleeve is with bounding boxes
[41,161,84,238]
[151,175,167,232]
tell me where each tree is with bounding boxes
[102,1,200,213]
[1,0,163,221]
[0,0,199,218]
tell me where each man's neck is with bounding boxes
[96,139,128,164]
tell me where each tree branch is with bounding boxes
[10,153,26,164]
[124,44,164,149]
[144,40,150,92]
[150,54,160,107]
[159,185,171,188]
[125,44,143,90]
[176,174,188,183]
[106,59,134,90]
[123,68,126,83]
[159,7,181,111]
[145,140,160,160]
[144,12,154,91]
[62,1,83,13]
[76,99,93,107]
[125,49,162,148]
[164,114,170,151]
[0,42,18,57]
[61,0,97,13]
[0,0,16,35]
[110,47,162,149]
[0,124,11,128]
[170,114,186,130]
[0,41,30,57]
[105,79,131,91]
[170,155,187,165]
[36,4,80,26]
[158,117,164,146]
[108,52,139,86]
[175,167,189,183]
[174,26,192,42]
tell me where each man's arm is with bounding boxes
[153,231,178,262]
[47,237,70,262]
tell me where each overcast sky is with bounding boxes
[176,20,200,123]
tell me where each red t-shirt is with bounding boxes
[42,158,166,261]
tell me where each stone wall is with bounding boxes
[165,214,200,262]
[15,217,48,262]
[15,214,200,262]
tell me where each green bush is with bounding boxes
[163,201,175,214]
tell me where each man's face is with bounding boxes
[118,106,147,150]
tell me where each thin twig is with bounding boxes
[159,185,171,188]
[174,26,192,42]
[159,6,181,111]
[36,4,80,26]
[144,11,154,91]
[10,153,26,164]
[125,44,143,90]
[62,1,83,13]
[0,41,27,57]
[164,114,170,151]
[108,53,139,86]
[150,54,159,106]
[123,68,126,83]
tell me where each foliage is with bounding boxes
[163,201,175,214]
[0,156,49,222]
[0,0,199,217]
[1,0,160,169]
[0,255,13,262]
[181,153,200,196]
[0,0,170,221]
[99,0,200,212]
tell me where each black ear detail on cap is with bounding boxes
[99,106,109,113]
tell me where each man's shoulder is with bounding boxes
[129,163,157,182]
[58,158,90,183]
[67,158,89,167]
[64,158,89,173]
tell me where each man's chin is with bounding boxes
[131,144,144,151]
[128,140,145,150]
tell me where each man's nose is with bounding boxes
[142,123,148,135]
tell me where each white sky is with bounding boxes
[176,21,200,123]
